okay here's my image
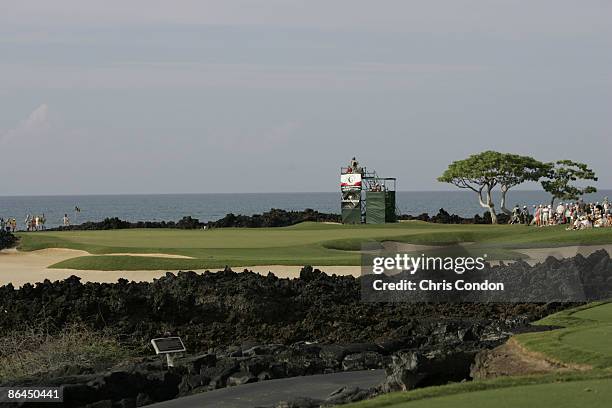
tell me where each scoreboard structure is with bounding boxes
[340,160,396,224]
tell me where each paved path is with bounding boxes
[149,369,385,408]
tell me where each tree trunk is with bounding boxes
[476,185,498,224]
[550,196,555,208]
[486,187,498,224]
[500,185,511,216]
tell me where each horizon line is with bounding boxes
[2,188,612,199]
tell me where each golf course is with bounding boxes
[343,301,612,408]
[11,221,612,272]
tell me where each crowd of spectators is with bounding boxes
[509,197,611,229]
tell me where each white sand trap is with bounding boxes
[235,265,361,278]
[515,244,612,265]
[0,248,360,287]
[3,243,612,287]
[0,248,191,287]
[104,253,195,259]
[379,242,444,252]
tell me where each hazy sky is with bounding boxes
[1,1,611,195]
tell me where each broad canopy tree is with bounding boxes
[437,151,504,224]
[496,154,548,215]
[541,160,598,207]
[438,151,548,224]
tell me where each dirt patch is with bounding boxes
[470,338,589,380]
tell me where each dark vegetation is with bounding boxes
[0,229,17,250]
[51,209,342,231]
[49,208,510,231]
[398,208,510,225]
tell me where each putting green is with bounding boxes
[516,301,612,369]
[345,302,612,408]
[14,221,612,270]
[376,378,612,408]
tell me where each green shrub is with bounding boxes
[0,230,17,250]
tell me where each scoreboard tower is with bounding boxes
[340,159,397,224]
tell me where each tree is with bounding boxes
[437,151,504,224]
[497,154,548,215]
[541,160,598,207]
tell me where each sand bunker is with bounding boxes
[0,248,360,287]
[2,243,612,287]
[104,253,195,259]
[515,244,612,265]
[0,248,173,287]
[235,265,361,279]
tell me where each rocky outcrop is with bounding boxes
[398,208,510,225]
[0,267,560,351]
[51,209,342,231]
[382,348,477,391]
[49,207,512,231]
[0,262,579,407]
[52,216,204,231]
[207,208,341,228]
[362,250,612,303]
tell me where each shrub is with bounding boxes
[0,230,17,250]
[0,323,129,382]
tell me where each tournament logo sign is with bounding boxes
[341,174,362,189]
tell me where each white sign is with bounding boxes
[341,173,362,188]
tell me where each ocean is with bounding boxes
[1,190,611,229]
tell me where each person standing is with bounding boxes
[510,205,521,224]
[63,214,70,227]
[521,206,530,225]
[556,202,566,224]
[541,205,550,226]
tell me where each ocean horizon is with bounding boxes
[2,190,611,229]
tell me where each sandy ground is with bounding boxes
[235,265,361,278]
[2,243,612,287]
[514,244,612,265]
[0,248,179,287]
[471,337,588,380]
[0,248,362,287]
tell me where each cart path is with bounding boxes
[148,369,385,408]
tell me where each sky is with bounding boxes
[1,0,611,195]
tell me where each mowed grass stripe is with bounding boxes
[14,221,612,270]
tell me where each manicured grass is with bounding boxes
[342,371,612,408]
[14,221,612,270]
[515,301,612,369]
[343,302,612,408]
[373,378,612,408]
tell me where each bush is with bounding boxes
[0,230,17,250]
[0,323,128,382]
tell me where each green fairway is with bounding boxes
[343,302,612,408]
[349,378,612,408]
[14,221,612,270]
[516,301,612,369]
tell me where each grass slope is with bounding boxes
[343,301,612,408]
[15,222,612,270]
[515,301,612,369]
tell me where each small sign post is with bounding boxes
[151,337,186,368]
